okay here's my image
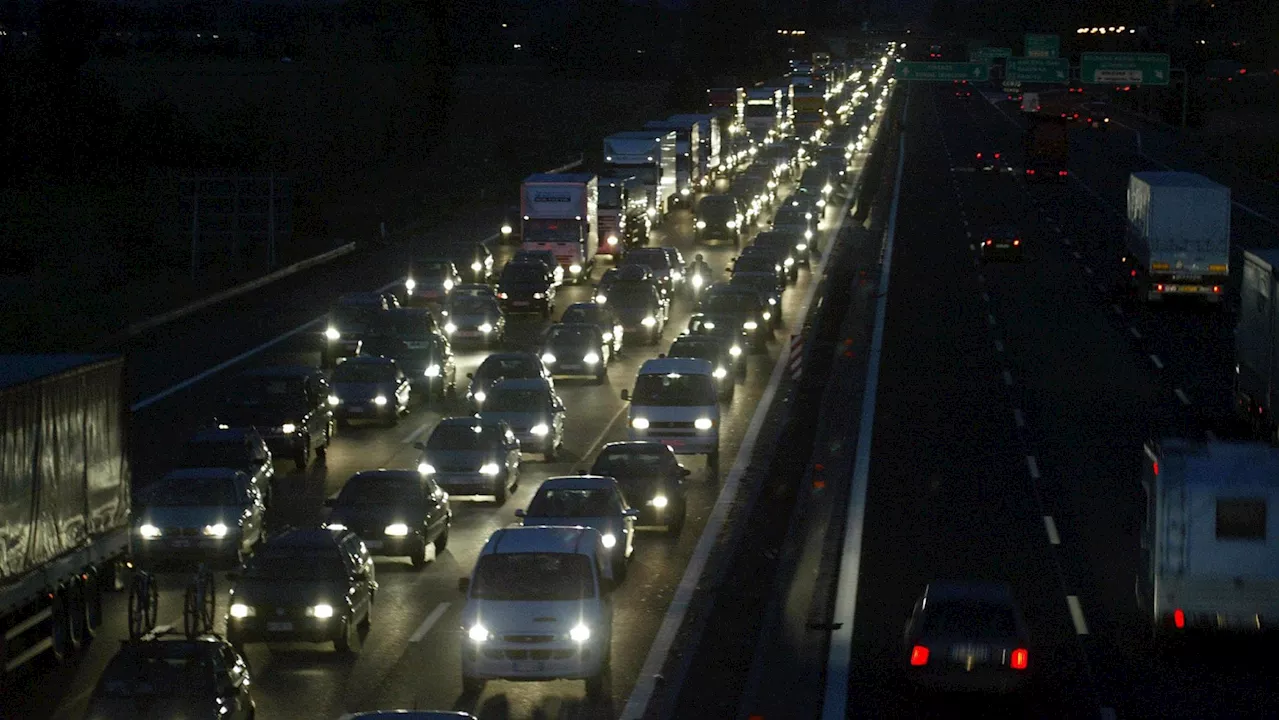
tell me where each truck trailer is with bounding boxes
[597,176,649,255]
[0,355,132,682]
[603,131,677,221]
[1022,113,1069,182]
[1121,172,1231,304]
[1234,248,1278,438]
[743,87,782,144]
[1138,438,1277,637]
[520,173,600,284]
[667,113,723,187]
[644,119,702,208]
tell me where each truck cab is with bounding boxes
[519,173,599,284]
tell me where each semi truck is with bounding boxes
[1022,113,1069,182]
[603,131,677,220]
[1138,438,1277,637]
[792,89,828,142]
[1234,248,1278,438]
[597,176,649,255]
[1121,172,1231,304]
[0,355,132,682]
[743,87,782,143]
[644,118,702,208]
[520,173,600,284]
[667,113,723,188]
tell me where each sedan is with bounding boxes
[324,469,452,569]
[133,468,266,567]
[699,284,771,349]
[477,377,566,461]
[441,294,506,347]
[415,417,522,504]
[466,351,551,409]
[329,355,411,427]
[447,242,495,284]
[979,228,1024,262]
[86,633,255,720]
[560,302,625,354]
[685,312,748,374]
[732,246,790,288]
[515,476,639,579]
[541,322,610,383]
[729,271,784,330]
[496,261,556,317]
[589,441,689,534]
[404,259,461,306]
[359,332,456,403]
[668,334,737,400]
[903,580,1032,694]
[177,426,275,509]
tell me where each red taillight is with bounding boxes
[1153,461,1159,476]
[984,239,992,246]
[1213,285,1221,293]
[1058,170,1068,176]
[1238,68,1246,75]
[1013,239,1021,246]
[975,152,982,159]
[910,645,930,666]
[994,152,1001,159]
[1010,648,1029,670]
[1157,284,1165,292]
[1173,608,1185,628]
[1026,169,1036,175]
[1130,269,1137,277]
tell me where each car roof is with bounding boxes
[161,467,244,482]
[437,415,506,428]
[481,351,539,364]
[188,427,257,443]
[549,322,600,334]
[336,355,396,367]
[386,307,433,319]
[481,525,603,556]
[924,580,1018,605]
[535,475,620,492]
[566,302,605,313]
[639,357,715,375]
[599,440,676,454]
[490,377,551,392]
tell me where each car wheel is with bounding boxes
[333,617,355,653]
[493,477,508,506]
[294,438,309,471]
[707,451,720,480]
[411,537,429,570]
[434,524,450,553]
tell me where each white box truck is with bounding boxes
[667,113,722,188]
[603,131,677,220]
[1234,248,1278,439]
[1138,438,1278,637]
[644,119,701,208]
[743,87,782,143]
[1122,172,1231,304]
[520,173,599,284]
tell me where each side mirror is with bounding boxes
[624,508,640,518]
[458,577,471,594]
[514,508,526,518]
[323,497,336,507]
[413,441,426,451]
[465,372,474,380]
[620,389,630,401]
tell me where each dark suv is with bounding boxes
[497,261,556,317]
[178,426,276,508]
[215,366,334,470]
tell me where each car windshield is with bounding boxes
[179,441,246,469]
[448,297,497,315]
[774,209,808,224]
[146,477,236,507]
[625,251,669,271]
[96,647,216,698]
[242,550,346,580]
[593,451,672,477]
[631,372,718,406]
[502,264,546,282]
[548,327,594,345]
[922,600,1018,638]
[485,388,546,412]
[337,475,422,505]
[471,552,595,601]
[226,377,306,409]
[669,342,718,362]
[375,313,433,337]
[608,285,654,308]
[560,308,601,325]
[331,306,377,330]
[333,362,395,383]
[702,294,753,314]
[360,336,416,359]
[477,357,537,381]
[427,423,503,450]
[410,262,450,280]
[527,488,619,517]
[735,255,777,273]
[697,196,736,218]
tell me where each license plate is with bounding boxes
[267,621,293,632]
[347,407,365,414]
[455,331,480,338]
[666,439,685,447]
[168,539,192,548]
[949,644,990,662]
[994,243,1010,249]
[405,341,431,349]
[364,540,384,550]
[512,660,547,673]
[559,365,582,372]
[512,301,529,307]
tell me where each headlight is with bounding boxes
[328,394,340,406]
[570,623,591,642]
[474,391,487,404]
[695,417,714,430]
[468,623,490,642]
[280,423,296,435]
[139,524,161,539]
[229,603,253,619]
[541,352,557,364]
[743,320,758,330]
[713,367,727,379]
[324,522,347,531]
[501,224,513,235]
[651,495,669,508]
[632,417,650,430]
[696,220,707,229]
[479,323,493,334]
[584,352,600,364]
[444,322,457,334]
[602,332,613,342]
[647,207,658,218]
[384,523,410,537]
[425,364,441,378]
[796,243,808,251]
[325,327,341,341]
[805,229,814,239]
[570,264,583,274]
[641,316,657,327]
[533,293,544,299]
[443,279,454,291]
[373,395,388,406]
[607,235,619,246]
[601,533,617,549]
[405,278,416,291]
[691,275,703,288]
[703,321,716,329]
[480,463,501,476]
[730,345,742,356]
[203,523,228,538]
[680,187,690,197]
[308,604,335,619]
[418,462,435,475]
[596,294,607,304]
[784,257,795,267]
[531,423,550,436]
[471,261,482,271]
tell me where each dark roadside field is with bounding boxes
[0,59,668,352]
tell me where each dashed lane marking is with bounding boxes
[1013,408,1025,428]
[1111,304,1123,315]
[1002,369,1014,386]
[994,339,1004,353]
[1150,354,1164,369]
[1043,516,1060,545]
[1072,251,1082,260]
[1026,455,1040,479]
[1067,595,1090,635]
[1174,388,1190,405]
[1084,266,1093,275]
[987,313,997,326]
[981,291,989,302]
[1129,326,1142,339]
[409,602,451,642]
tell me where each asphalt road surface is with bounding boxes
[842,83,1277,719]
[5,142,854,719]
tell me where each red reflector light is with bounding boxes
[1174,608,1185,628]
[1153,461,1159,476]
[994,153,1001,159]
[975,152,982,158]
[1213,285,1221,293]
[1058,170,1068,176]
[1026,169,1035,175]
[984,239,992,246]
[1238,68,1246,74]
[1011,648,1029,670]
[910,645,929,666]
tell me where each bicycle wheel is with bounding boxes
[128,577,149,639]
[199,576,216,632]
[146,577,159,630]
[183,586,199,637]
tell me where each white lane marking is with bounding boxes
[1067,595,1090,635]
[976,273,985,284]
[987,313,996,326]
[1150,354,1164,369]
[981,291,990,302]
[1174,388,1190,405]
[402,417,435,445]
[581,402,631,463]
[1063,237,1073,246]
[1206,430,1218,442]
[1013,408,1025,428]
[1026,455,1040,479]
[1084,266,1094,275]
[1072,251,1082,259]
[130,279,402,412]
[1111,304,1123,315]
[966,230,972,238]
[1096,283,1107,293]
[409,602,450,643]
[1002,369,1014,386]
[994,339,1004,353]
[1129,326,1142,339]
[819,116,907,720]
[1043,516,1061,545]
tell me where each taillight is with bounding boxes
[1130,269,1137,277]
[994,152,1001,159]
[1010,648,1029,670]
[1058,170,1068,176]
[1013,239,1021,246]
[1174,608,1185,628]
[1157,284,1165,292]
[975,152,982,159]
[910,645,930,666]
[1213,285,1221,293]
[1026,169,1036,175]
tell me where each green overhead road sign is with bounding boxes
[1005,57,1069,83]
[969,47,1013,62]
[1081,52,1170,85]
[899,62,990,81]
[1025,34,1060,58]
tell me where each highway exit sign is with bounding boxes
[1081,52,1170,85]
[899,62,990,81]
[1025,34,1060,58]
[1005,57,1069,83]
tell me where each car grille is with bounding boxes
[484,648,576,660]
[503,634,555,643]
[647,421,695,430]
[438,464,479,473]
[168,528,203,537]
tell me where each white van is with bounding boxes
[621,357,722,477]
[458,526,615,699]
[1020,92,1041,113]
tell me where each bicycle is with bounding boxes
[183,563,217,638]
[127,569,159,640]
